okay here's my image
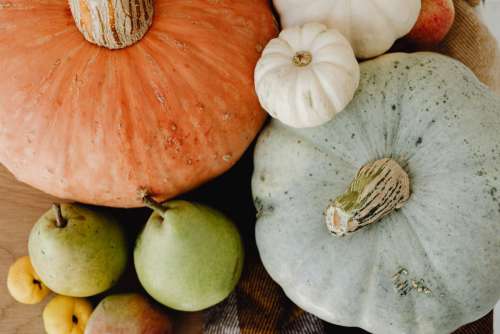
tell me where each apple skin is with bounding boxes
[84,293,172,334]
[134,200,244,312]
[407,0,455,46]
[29,204,128,297]
[7,256,51,304]
[43,295,93,334]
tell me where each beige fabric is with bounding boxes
[438,0,500,93]
[466,0,481,6]
[394,0,500,94]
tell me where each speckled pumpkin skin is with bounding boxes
[0,0,277,208]
[253,52,500,334]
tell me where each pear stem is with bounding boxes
[52,203,67,228]
[142,196,167,218]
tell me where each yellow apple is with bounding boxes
[43,295,93,334]
[7,256,51,304]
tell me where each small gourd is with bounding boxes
[274,0,421,59]
[253,52,500,334]
[255,23,360,128]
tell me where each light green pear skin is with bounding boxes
[28,204,128,297]
[134,200,244,312]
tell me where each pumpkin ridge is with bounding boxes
[280,123,359,169]
[399,209,467,327]
[302,68,335,121]
[31,42,88,110]
[367,0,399,38]
[138,29,237,183]
[142,34,228,157]
[376,54,416,153]
[25,44,92,197]
[145,45,210,174]
[312,61,356,101]
[278,227,381,330]
[354,226,384,330]
[309,31,344,53]
[286,233,332,287]
[311,61,358,82]
[64,47,105,197]
[129,43,182,190]
[152,27,251,90]
[261,48,295,60]
[293,70,316,126]
[377,214,421,331]
[256,62,293,86]
[357,106,388,160]
[310,66,341,111]
[29,26,76,48]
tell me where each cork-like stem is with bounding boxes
[325,159,410,236]
[68,0,154,50]
[52,203,68,228]
[292,51,312,67]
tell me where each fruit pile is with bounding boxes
[1,0,499,334]
[8,199,243,333]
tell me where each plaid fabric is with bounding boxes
[204,256,324,334]
[203,1,499,333]
[204,255,493,334]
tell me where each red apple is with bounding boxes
[407,0,455,46]
[85,294,172,334]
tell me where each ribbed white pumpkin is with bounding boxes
[274,0,421,59]
[253,52,500,334]
[254,23,359,128]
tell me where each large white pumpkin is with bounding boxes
[274,0,421,59]
[255,23,359,128]
[253,52,500,334]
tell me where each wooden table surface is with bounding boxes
[0,164,203,333]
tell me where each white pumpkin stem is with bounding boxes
[292,51,312,67]
[325,159,410,236]
[68,0,154,49]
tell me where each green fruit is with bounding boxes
[28,203,128,297]
[134,199,244,312]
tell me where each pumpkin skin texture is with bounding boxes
[253,53,500,334]
[0,0,277,208]
[273,0,421,59]
[254,23,360,128]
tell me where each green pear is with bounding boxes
[134,198,244,312]
[29,203,128,297]
[85,293,172,334]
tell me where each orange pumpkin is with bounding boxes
[0,0,277,207]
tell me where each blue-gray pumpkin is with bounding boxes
[253,52,500,334]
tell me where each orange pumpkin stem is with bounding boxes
[68,0,154,49]
[52,203,68,228]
